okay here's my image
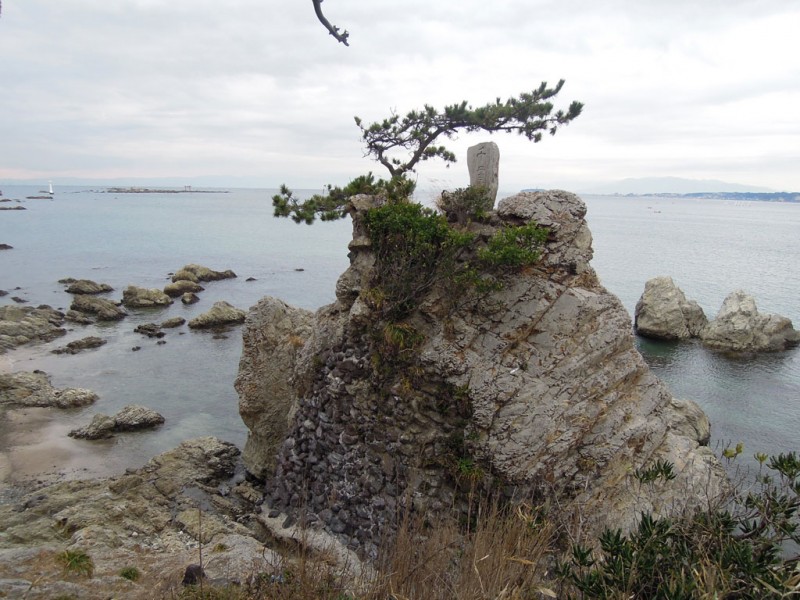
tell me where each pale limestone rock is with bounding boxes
[467,141,500,205]
[188,301,246,329]
[234,297,314,478]
[121,285,173,308]
[634,276,708,340]
[701,290,800,352]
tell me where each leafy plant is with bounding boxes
[58,549,94,578]
[478,222,548,270]
[558,452,800,599]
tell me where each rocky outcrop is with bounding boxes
[182,292,200,305]
[69,404,165,439]
[236,190,727,556]
[634,276,708,340]
[121,285,173,308]
[64,279,114,295]
[51,336,107,354]
[700,290,800,352]
[0,371,98,408]
[0,437,283,599]
[70,295,127,321]
[161,317,186,328]
[235,297,314,478]
[0,305,66,353]
[164,280,204,297]
[173,264,237,282]
[188,301,246,329]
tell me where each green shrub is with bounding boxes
[557,452,800,599]
[364,201,473,320]
[478,222,548,270]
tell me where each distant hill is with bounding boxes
[581,177,774,195]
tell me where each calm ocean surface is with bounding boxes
[1,185,798,479]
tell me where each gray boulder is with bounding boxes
[701,290,800,352]
[122,285,173,308]
[182,292,200,305]
[0,371,97,408]
[70,294,127,321]
[51,336,107,354]
[161,317,186,328]
[69,404,165,440]
[188,301,246,329]
[0,305,66,353]
[65,279,113,295]
[634,276,708,340]
[164,280,204,297]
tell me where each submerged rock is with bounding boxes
[122,285,173,308]
[700,290,800,352]
[634,276,708,340]
[188,301,246,329]
[236,190,727,552]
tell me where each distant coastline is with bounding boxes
[103,187,229,194]
[603,191,799,202]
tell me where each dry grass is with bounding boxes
[173,498,557,600]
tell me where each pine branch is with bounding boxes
[312,0,349,46]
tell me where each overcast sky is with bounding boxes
[1,0,798,194]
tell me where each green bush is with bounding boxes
[478,223,548,270]
[557,452,800,599]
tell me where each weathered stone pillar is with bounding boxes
[467,141,500,205]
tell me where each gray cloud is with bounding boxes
[1,0,799,191]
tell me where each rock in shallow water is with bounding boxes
[188,301,246,329]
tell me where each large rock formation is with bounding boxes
[700,290,800,352]
[634,276,708,340]
[235,298,314,478]
[188,301,246,329]
[236,190,727,557]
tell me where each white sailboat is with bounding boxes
[48,181,54,195]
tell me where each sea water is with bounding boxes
[0,186,798,480]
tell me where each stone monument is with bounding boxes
[467,141,500,205]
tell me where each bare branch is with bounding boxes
[312,0,349,46]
